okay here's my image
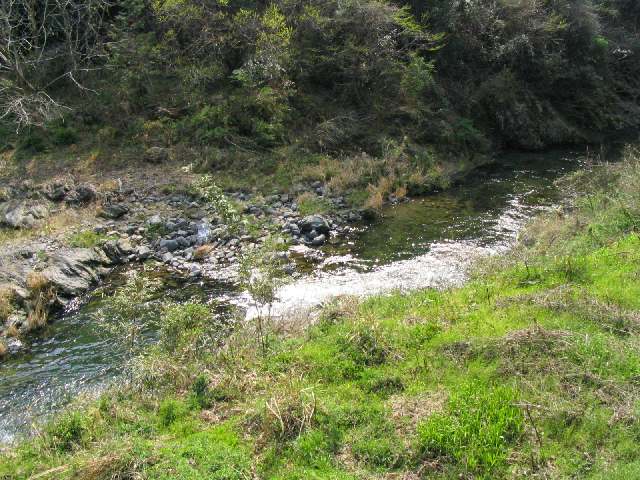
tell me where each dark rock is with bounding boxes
[42,181,71,202]
[176,236,189,248]
[311,234,326,246]
[300,215,330,235]
[98,204,129,220]
[160,238,179,252]
[67,183,98,204]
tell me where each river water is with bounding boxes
[0,146,604,443]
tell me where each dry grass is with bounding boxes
[254,382,317,443]
[193,245,214,261]
[5,324,19,338]
[26,272,54,331]
[26,272,50,291]
[388,391,447,438]
[0,339,7,357]
[0,287,14,322]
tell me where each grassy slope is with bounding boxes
[2,153,640,479]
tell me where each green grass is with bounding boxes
[67,230,115,248]
[3,154,640,479]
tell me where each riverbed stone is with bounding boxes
[98,204,129,220]
[137,245,152,260]
[300,215,330,235]
[311,234,326,246]
[160,238,179,252]
[42,248,111,300]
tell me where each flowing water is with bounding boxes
[0,146,614,444]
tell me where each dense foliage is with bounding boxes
[3,0,639,156]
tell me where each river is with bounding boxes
[0,145,608,444]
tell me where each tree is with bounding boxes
[0,0,112,128]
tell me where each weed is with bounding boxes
[295,192,332,216]
[67,230,113,248]
[339,322,392,367]
[418,383,524,476]
[260,385,317,442]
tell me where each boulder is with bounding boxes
[137,245,153,260]
[42,248,111,300]
[42,181,72,202]
[101,239,135,264]
[66,183,98,204]
[299,215,330,235]
[98,203,129,220]
[311,234,326,246]
[160,238,179,252]
[0,201,49,229]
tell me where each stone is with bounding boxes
[137,245,152,260]
[148,214,163,226]
[160,239,179,252]
[68,183,98,204]
[42,248,111,299]
[311,234,326,246]
[42,181,70,202]
[299,215,330,235]
[176,236,189,248]
[98,204,129,220]
[0,201,49,229]
[161,252,174,263]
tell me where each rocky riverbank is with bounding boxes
[0,176,376,358]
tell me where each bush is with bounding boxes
[158,398,188,427]
[159,302,218,358]
[50,126,79,146]
[46,411,88,452]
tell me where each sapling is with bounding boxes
[239,237,288,356]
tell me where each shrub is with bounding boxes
[46,411,88,452]
[50,126,79,146]
[159,302,217,358]
[417,383,524,476]
[158,398,188,427]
